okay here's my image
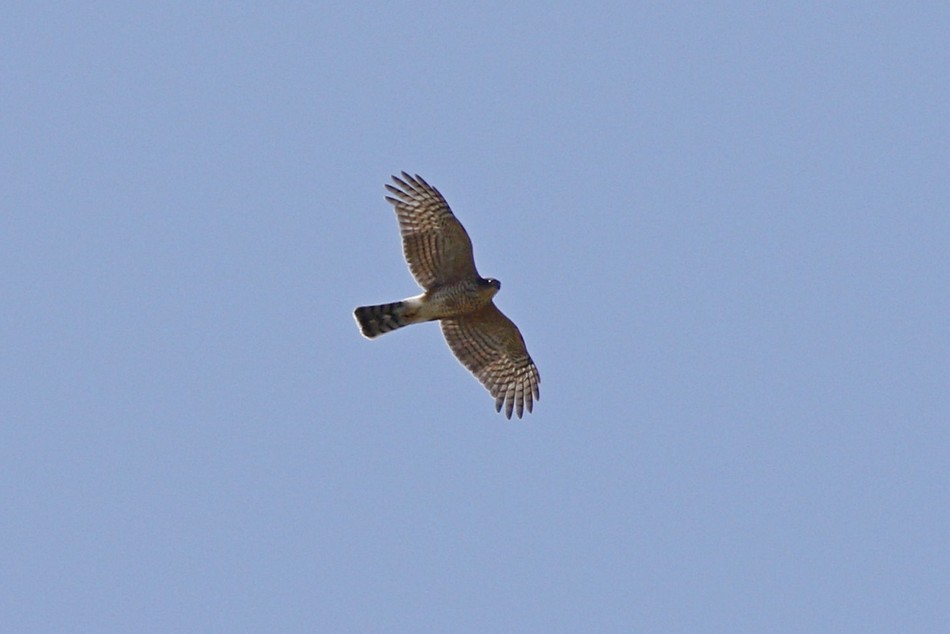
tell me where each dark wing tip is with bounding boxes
[394,172,420,189]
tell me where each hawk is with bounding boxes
[354,173,540,419]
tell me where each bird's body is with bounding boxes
[354,173,540,419]
[355,279,497,337]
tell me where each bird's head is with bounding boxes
[479,277,501,297]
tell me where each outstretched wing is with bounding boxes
[385,172,478,289]
[441,304,540,419]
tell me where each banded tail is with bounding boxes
[354,301,413,338]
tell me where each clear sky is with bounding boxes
[3,3,948,632]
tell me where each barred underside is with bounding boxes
[354,173,540,419]
[354,302,410,338]
[384,173,478,288]
[440,305,540,420]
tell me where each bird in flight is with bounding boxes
[354,173,540,419]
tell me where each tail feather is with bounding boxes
[354,301,410,338]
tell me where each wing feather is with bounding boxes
[385,173,478,289]
[441,304,540,419]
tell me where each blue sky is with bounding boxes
[3,3,948,632]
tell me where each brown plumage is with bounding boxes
[354,173,540,419]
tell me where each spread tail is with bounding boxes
[354,301,412,338]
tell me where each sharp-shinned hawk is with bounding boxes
[354,173,540,419]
